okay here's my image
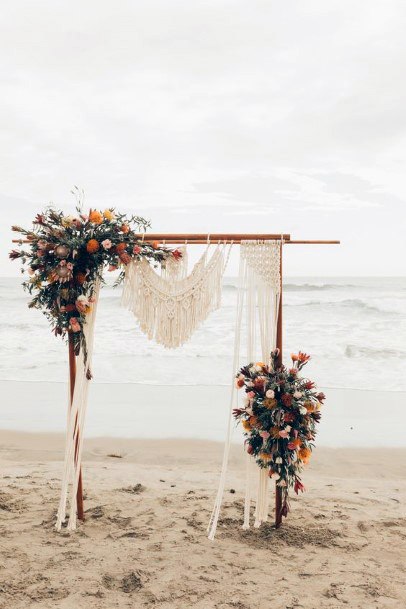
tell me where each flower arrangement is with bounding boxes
[9,199,180,360]
[234,350,325,516]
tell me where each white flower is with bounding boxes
[275,457,283,464]
[285,425,291,432]
[266,389,275,399]
[293,391,302,399]
[299,406,307,415]
[77,294,90,306]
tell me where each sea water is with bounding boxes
[1,276,405,391]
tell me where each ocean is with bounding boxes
[1,275,405,392]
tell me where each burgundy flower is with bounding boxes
[172,248,182,260]
[316,392,326,403]
[9,250,21,260]
[294,479,305,494]
[33,213,46,225]
[246,442,254,455]
[281,393,292,407]
[304,380,315,389]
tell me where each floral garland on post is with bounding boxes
[9,200,180,363]
[234,350,325,517]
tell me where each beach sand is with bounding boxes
[0,431,405,609]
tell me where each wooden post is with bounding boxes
[275,241,283,528]
[68,333,84,521]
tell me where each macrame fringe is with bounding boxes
[55,281,100,532]
[121,244,232,348]
[207,240,281,540]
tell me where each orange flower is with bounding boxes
[291,353,299,362]
[249,415,260,427]
[121,224,130,233]
[255,361,266,368]
[259,452,272,462]
[242,419,252,431]
[304,401,315,413]
[298,447,311,464]
[86,239,99,253]
[152,240,160,249]
[103,209,115,221]
[298,352,311,363]
[270,426,280,439]
[263,398,277,409]
[89,210,103,224]
[75,272,87,285]
[116,243,127,253]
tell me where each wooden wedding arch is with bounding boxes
[62,232,340,528]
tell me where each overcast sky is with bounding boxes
[1,0,405,276]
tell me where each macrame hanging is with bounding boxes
[121,242,232,348]
[56,280,100,531]
[207,240,281,540]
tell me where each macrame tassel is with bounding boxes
[254,468,270,527]
[56,281,100,531]
[208,240,281,540]
[122,244,232,349]
[242,452,255,529]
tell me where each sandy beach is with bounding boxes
[0,431,405,609]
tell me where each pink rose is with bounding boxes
[70,318,81,332]
[108,265,117,272]
[260,431,270,439]
[102,239,112,250]
[133,245,141,254]
[247,391,255,399]
[279,429,289,438]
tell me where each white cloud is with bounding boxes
[1,0,406,276]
